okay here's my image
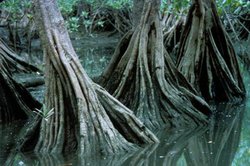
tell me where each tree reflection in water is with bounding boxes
[4,103,245,166]
[184,103,245,166]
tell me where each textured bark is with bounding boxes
[13,0,158,156]
[0,38,40,74]
[0,39,41,123]
[20,76,44,88]
[132,0,144,27]
[98,0,211,130]
[176,0,245,102]
[0,71,41,123]
[238,13,250,40]
[184,103,244,166]
[163,16,185,63]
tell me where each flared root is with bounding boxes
[14,0,159,156]
[99,0,211,130]
[177,0,245,102]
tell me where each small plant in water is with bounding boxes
[33,104,54,121]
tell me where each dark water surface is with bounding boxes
[1,34,250,166]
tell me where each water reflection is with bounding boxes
[1,33,249,165]
[78,47,113,78]
[118,103,244,166]
[184,103,245,166]
[72,34,117,78]
[5,103,245,166]
[121,127,205,166]
[6,153,69,166]
[0,121,24,165]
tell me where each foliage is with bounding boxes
[65,17,80,32]
[216,0,249,41]
[58,0,79,16]
[33,104,54,122]
[1,0,248,34]
[82,0,132,9]
[161,0,190,16]
[60,0,132,33]
[160,0,249,16]
[0,0,32,23]
[105,0,132,9]
[216,0,250,15]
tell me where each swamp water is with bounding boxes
[1,33,250,166]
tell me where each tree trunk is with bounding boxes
[0,38,40,74]
[13,0,158,156]
[176,0,245,102]
[0,38,41,123]
[132,0,144,28]
[98,0,211,130]
[163,16,185,63]
[0,71,41,123]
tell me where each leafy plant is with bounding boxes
[106,0,132,9]
[65,16,80,32]
[0,0,32,22]
[33,104,54,122]
[216,0,249,15]
[58,0,79,16]
[161,0,190,15]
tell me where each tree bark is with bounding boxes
[132,0,145,28]
[163,16,185,63]
[13,0,158,156]
[0,71,41,123]
[177,0,245,102]
[0,38,40,74]
[98,0,211,130]
[0,39,41,123]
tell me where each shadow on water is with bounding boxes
[3,103,246,166]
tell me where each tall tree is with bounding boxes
[0,38,41,123]
[98,0,211,129]
[13,0,158,156]
[176,0,245,102]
